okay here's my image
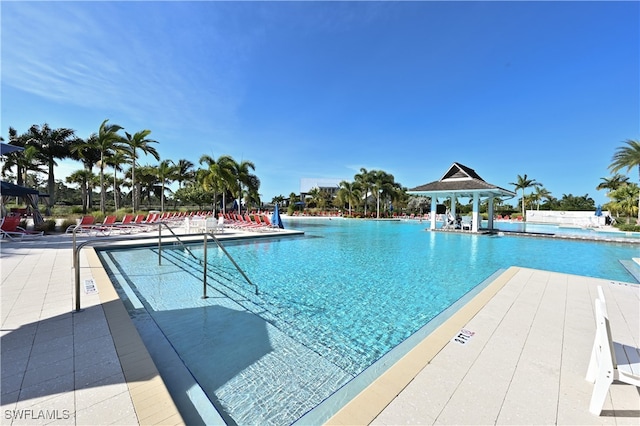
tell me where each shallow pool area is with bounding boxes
[97,219,639,425]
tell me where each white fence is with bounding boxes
[525,210,609,227]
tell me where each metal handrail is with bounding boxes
[157,222,199,264]
[72,221,258,312]
[206,231,259,296]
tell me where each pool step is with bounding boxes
[156,247,289,324]
[155,247,354,372]
[619,259,640,283]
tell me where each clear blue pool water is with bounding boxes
[98,218,639,425]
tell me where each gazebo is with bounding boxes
[407,162,515,232]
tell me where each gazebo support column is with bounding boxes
[472,192,480,232]
[488,196,495,230]
[450,194,456,223]
[430,196,437,230]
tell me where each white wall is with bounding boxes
[525,210,608,226]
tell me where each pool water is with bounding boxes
[98,219,639,425]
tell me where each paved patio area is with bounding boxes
[1,229,639,425]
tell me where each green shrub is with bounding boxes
[92,212,105,224]
[60,218,79,232]
[35,219,57,233]
[616,223,640,233]
[70,206,85,214]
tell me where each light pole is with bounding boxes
[377,189,382,219]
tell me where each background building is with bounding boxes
[299,178,343,199]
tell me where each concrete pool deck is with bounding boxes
[1,229,639,425]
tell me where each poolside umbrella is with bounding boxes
[271,203,284,229]
[595,205,602,226]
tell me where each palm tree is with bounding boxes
[370,170,398,218]
[105,149,128,211]
[532,186,552,210]
[609,139,640,223]
[509,174,541,220]
[156,159,177,212]
[26,123,76,207]
[230,159,260,214]
[354,168,373,215]
[136,165,160,208]
[69,133,101,209]
[336,180,361,216]
[596,174,630,193]
[122,130,159,213]
[606,184,639,223]
[66,169,95,214]
[96,119,125,214]
[175,159,195,189]
[199,154,235,213]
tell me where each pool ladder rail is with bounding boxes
[72,221,258,312]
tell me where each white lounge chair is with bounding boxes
[216,215,225,233]
[586,287,640,415]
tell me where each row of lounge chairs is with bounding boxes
[65,212,193,236]
[221,213,282,232]
[65,210,283,237]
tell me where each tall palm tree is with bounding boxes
[96,119,125,214]
[336,180,361,216]
[69,134,101,208]
[532,186,552,210]
[122,129,159,213]
[105,149,127,211]
[370,170,398,218]
[136,165,160,208]
[306,187,324,209]
[596,174,630,193]
[198,154,235,213]
[509,174,541,220]
[230,159,260,214]
[609,139,640,223]
[605,183,639,223]
[156,159,177,212]
[175,159,195,189]
[26,123,76,206]
[66,169,95,214]
[354,168,373,215]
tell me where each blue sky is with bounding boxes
[2,1,638,205]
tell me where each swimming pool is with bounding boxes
[98,219,639,425]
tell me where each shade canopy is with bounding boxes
[1,180,39,196]
[0,143,25,156]
[408,162,515,200]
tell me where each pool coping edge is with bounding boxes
[325,265,520,425]
[85,247,186,426]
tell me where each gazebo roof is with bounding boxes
[408,162,516,199]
